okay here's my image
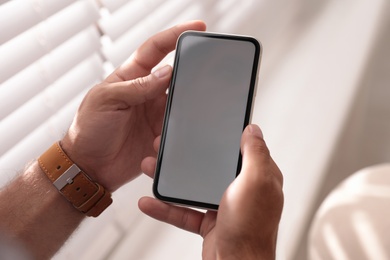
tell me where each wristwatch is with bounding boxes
[38,142,112,217]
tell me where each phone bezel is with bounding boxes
[152,31,262,210]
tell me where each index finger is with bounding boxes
[106,20,206,83]
[138,196,209,235]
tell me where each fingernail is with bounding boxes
[248,124,263,138]
[153,65,171,78]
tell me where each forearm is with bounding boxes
[0,161,84,259]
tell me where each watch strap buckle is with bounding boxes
[53,164,81,190]
[38,142,112,217]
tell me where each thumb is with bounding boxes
[99,65,172,107]
[239,124,283,186]
[240,124,268,174]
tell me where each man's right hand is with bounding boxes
[139,124,284,259]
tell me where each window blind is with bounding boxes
[0,0,102,185]
[100,0,200,67]
[0,0,76,44]
[0,0,100,82]
[0,26,101,120]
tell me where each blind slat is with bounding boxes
[99,0,164,41]
[102,0,193,66]
[214,0,257,32]
[100,0,129,13]
[0,54,103,157]
[0,26,101,120]
[0,90,88,186]
[0,0,76,44]
[0,0,100,83]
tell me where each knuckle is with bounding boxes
[132,76,150,91]
[152,38,171,55]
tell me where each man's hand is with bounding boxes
[61,21,206,191]
[139,124,284,259]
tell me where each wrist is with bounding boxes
[60,134,96,183]
[23,161,84,218]
[60,133,115,192]
[0,161,84,258]
[38,142,113,217]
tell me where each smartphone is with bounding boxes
[153,31,261,210]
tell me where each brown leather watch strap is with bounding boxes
[38,142,112,217]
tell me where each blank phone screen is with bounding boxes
[154,32,260,209]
